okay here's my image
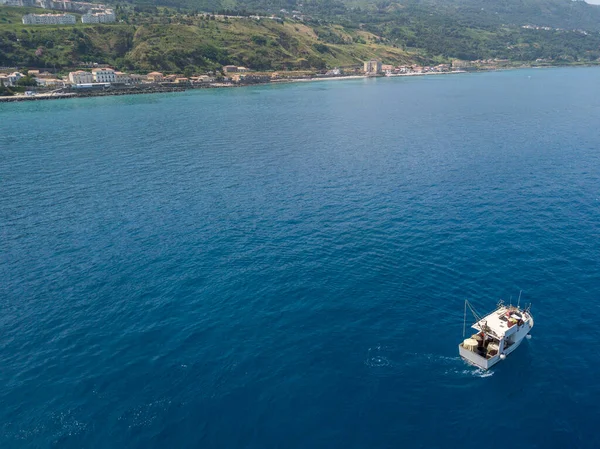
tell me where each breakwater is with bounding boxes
[0,85,188,102]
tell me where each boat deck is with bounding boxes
[473,306,526,338]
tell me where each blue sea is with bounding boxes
[1,67,600,448]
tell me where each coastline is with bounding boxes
[0,71,465,103]
[0,85,189,103]
[275,75,369,83]
[2,65,595,103]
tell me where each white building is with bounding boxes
[68,70,93,84]
[7,72,25,86]
[36,0,106,12]
[363,59,382,75]
[22,13,76,25]
[114,71,131,84]
[192,75,215,83]
[81,9,115,24]
[129,74,147,84]
[36,78,66,87]
[92,68,116,83]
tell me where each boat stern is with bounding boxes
[459,343,498,370]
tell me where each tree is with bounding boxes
[0,80,13,96]
[313,43,330,53]
[251,35,267,46]
[184,66,194,78]
[17,75,37,87]
[307,55,326,69]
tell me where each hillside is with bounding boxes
[123,0,600,33]
[0,6,419,72]
[407,0,600,32]
[139,0,600,64]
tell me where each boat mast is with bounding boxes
[517,290,522,308]
[463,300,467,338]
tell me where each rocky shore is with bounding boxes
[0,85,190,103]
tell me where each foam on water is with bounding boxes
[364,345,393,367]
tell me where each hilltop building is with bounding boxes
[22,13,76,24]
[37,0,104,12]
[82,9,115,24]
[5,0,105,11]
[0,0,36,6]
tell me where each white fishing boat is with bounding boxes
[459,293,534,370]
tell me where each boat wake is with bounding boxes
[363,349,494,377]
[421,354,495,378]
[464,368,494,378]
[435,356,494,377]
[441,365,494,378]
[445,359,495,378]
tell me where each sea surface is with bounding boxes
[1,67,600,448]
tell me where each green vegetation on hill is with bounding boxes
[366,9,600,62]
[406,0,600,32]
[0,7,418,72]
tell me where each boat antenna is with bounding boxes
[517,290,522,308]
[465,300,484,325]
[509,295,512,306]
[463,300,467,338]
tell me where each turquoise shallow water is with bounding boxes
[1,67,600,448]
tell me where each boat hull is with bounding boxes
[504,334,525,356]
[459,344,499,369]
[460,323,533,369]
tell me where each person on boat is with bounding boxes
[477,332,485,349]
